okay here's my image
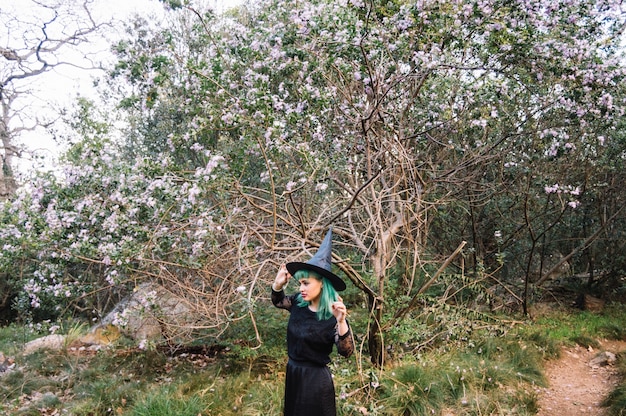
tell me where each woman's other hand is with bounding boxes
[331,297,347,323]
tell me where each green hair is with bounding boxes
[294,269,339,321]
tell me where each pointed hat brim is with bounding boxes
[286,261,347,292]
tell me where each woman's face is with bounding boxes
[299,274,323,304]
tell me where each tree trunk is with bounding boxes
[1,140,18,200]
[1,98,17,200]
[0,156,17,200]
[367,293,385,367]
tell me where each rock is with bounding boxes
[589,351,617,368]
[0,351,15,372]
[67,324,122,353]
[23,334,66,355]
[78,324,121,346]
[100,282,194,343]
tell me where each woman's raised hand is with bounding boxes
[273,264,291,291]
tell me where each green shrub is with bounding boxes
[379,362,446,415]
[523,330,561,359]
[130,389,205,416]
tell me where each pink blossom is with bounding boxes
[286,181,297,192]
[316,182,328,192]
[545,184,559,194]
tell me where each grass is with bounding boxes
[130,387,205,416]
[366,338,544,416]
[0,323,40,354]
[520,304,626,348]
[0,304,624,415]
[602,351,626,416]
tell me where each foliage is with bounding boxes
[98,0,626,364]
[2,2,626,415]
[1,0,626,368]
[1,134,231,322]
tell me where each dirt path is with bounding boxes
[536,340,626,415]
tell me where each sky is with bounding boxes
[2,0,243,173]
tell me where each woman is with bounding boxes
[271,228,354,416]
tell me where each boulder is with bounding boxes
[589,351,617,368]
[23,334,66,355]
[100,282,194,343]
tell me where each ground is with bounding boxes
[536,339,626,415]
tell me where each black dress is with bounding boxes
[272,289,354,416]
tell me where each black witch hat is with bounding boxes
[286,228,347,291]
